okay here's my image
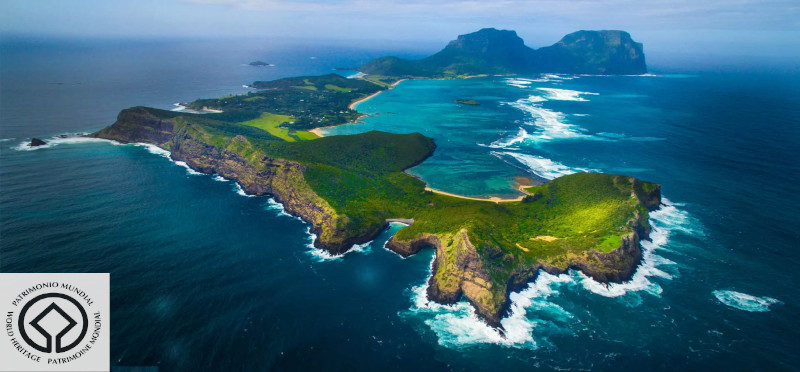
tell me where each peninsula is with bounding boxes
[92,28,660,328]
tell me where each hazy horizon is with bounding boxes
[2,0,800,63]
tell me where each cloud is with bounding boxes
[179,0,800,30]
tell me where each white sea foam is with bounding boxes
[137,143,171,158]
[504,75,578,87]
[544,74,576,80]
[212,175,229,182]
[233,183,254,197]
[171,103,186,112]
[576,198,700,297]
[306,229,373,262]
[382,222,411,258]
[406,258,576,348]
[406,257,512,347]
[347,72,366,79]
[493,95,594,146]
[624,73,658,77]
[406,198,697,348]
[530,74,578,83]
[264,198,296,218]
[504,78,533,88]
[262,197,372,261]
[12,134,111,151]
[348,241,372,254]
[173,161,203,175]
[537,87,598,101]
[488,127,529,148]
[133,144,210,176]
[496,151,593,180]
[712,290,781,312]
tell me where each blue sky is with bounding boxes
[2,0,799,57]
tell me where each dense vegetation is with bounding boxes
[188,73,384,130]
[96,69,658,326]
[357,28,646,78]
[114,103,653,270]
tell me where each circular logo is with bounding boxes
[18,293,89,354]
[3,274,108,370]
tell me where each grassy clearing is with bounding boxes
[240,113,316,142]
[325,84,353,92]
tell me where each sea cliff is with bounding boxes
[92,105,661,328]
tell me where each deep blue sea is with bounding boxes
[1,38,799,371]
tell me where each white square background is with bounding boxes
[1,273,110,372]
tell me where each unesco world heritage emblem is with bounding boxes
[2,273,110,372]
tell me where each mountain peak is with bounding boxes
[444,28,525,52]
[541,30,646,74]
[358,28,646,76]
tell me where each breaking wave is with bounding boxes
[495,151,594,180]
[11,133,108,151]
[504,75,578,85]
[489,95,597,147]
[713,290,781,312]
[404,199,696,348]
[306,233,373,262]
[504,78,533,88]
[233,183,254,197]
[173,161,203,175]
[537,87,598,101]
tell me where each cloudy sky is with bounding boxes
[3,0,799,56]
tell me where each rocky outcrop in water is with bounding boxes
[29,138,47,147]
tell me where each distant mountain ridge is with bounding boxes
[359,28,646,76]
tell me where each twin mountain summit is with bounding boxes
[358,28,646,76]
[90,27,655,329]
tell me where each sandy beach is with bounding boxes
[424,187,524,203]
[348,79,407,110]
[311,79,407,137]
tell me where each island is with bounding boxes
[454,99,480,105]
[91,28,660,329]
[248,61,272,67]
[357,28,647,80]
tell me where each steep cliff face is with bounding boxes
[418,28,534,75]
[92,108,356,253]
[535,30,647,74]
[94,106,662,330]
[358,28,647,77]
[384,177,661,328]
[386,228,648,328]
[92,106,178,145]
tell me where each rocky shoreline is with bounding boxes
[92,106,661,330]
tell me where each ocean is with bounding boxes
[1,38,798,371]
